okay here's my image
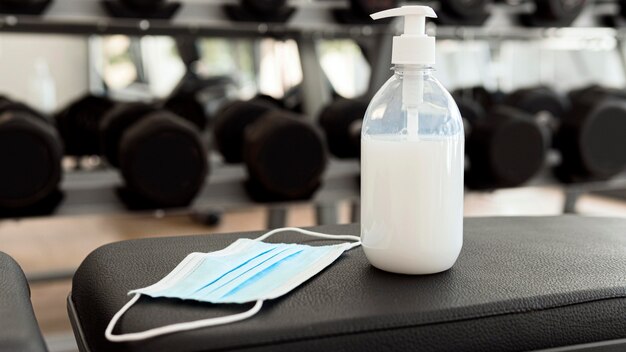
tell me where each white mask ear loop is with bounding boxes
[105,227,360,342]
[105,295,263,342]
[254,227,361,250]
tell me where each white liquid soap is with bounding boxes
[361,136,464,274]
[361,6,465,274]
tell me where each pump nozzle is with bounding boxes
[370,6,437,65]
[371,6,436,36]
[371,6,439,139]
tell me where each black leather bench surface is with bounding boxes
[69,216,626,352]
[0,251,47,352]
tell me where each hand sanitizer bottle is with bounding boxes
[361,6,465,274]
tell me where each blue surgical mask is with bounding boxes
[105,227,361,342]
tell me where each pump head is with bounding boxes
[370,6,437,65]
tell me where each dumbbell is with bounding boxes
[213,98,328,201]
[0,97,63,215]
[519,0,586,27]
[0,0,52,15]
[102,0,180,19]
[454,86,503,111]
[435,0,492,26]
[163,91,207,132]
[223,0,295,23]
[554,85,626,182]
[455,92,548,189]
[499,85,626,182]
[100,103,208,208]
[475,85,626,183]
[119,0,163,11]
[318,98,368,159]
[55,94,115,157]
[333,0,399,24]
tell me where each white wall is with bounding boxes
[0,33,89,113]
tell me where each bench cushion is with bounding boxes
[69,216,626,352]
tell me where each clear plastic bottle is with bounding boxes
[361,6,464,274]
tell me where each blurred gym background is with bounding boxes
[0,0,625,351]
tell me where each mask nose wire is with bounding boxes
[105,295,264,342]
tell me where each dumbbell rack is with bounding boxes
[0,0,623,217]
[1,1,624,191]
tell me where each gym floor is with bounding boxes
[1,185,625,343]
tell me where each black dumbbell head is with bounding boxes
[349,119,362,159]
[0,0,49,4]
[224,0,294,22]
[556,99,626,182]
[244,110,328,201]
[579,102,626,178]
[505,86,568,119]
[254,94,285,110]
[99,102,160,167]
[453,95,486,124]
[213,99,279,164]
[520,0,586,27]
[55,94,114,156]
[350,0,398,17]
[0,0,51,15]
[453,86,501,111]
[254,90,303,114]
[333,0,397,24]
[0,110,62,209]
[163,92,207,131]
[568,85,626,108]
[442,0,491,17]
[453,96,486,137]
[437,0,491,26]
[119,0,165,11]
[241,0,286,15]
[318,99,368,159]
[119,110,208,208]
[466,106,546,189]
[0,99,47,123]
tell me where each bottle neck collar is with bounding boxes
[393,64,434,75]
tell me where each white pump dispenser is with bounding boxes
[372,6,438,139]
[370,6,437,66]
[361,6,465,275]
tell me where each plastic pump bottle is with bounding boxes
[361,6,464,275]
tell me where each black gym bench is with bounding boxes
[68,216,626,352]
